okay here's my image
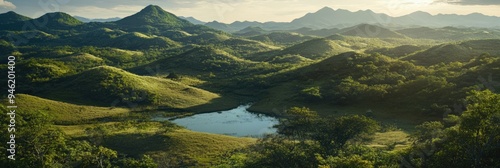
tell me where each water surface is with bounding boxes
[164,105,279,137]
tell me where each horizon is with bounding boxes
[1,1,500,23]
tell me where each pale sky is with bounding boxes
[1,0,500,23]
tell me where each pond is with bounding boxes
[155,105,279,137]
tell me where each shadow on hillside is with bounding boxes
[101,133,171,157]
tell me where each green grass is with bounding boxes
[38,66,220,109]
[278,38,353,59]
[366,131,410,151]
[404,39,500,66]
[14,94,129,124]
[58,122,256,167]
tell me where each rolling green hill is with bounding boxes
[55,53,106,71]
[220,38,281,56]
[131,46,266,78]
[183,32,231,44]
[404,39,500,66]
[338,24,406,39]
[60,29,180,49]
[276,38,353,59]
[397,26,500,41]
[249,32,314,45]
[234,26,267,36]
[14,94,129,124]
[37,66,220,108]
[366,45,427,58]
[250,52,454,122]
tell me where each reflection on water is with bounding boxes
[156,105,278,137]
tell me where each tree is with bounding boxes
[403,90,500,168]
[311,115,379,155]
[0,107,69,168]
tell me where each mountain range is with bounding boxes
[73,16,121,23]
[200,7,500,32]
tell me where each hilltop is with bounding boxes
[276,38,353,59]
[36,66,220,109]
[35,12,84,28]
[14,94,129,124]
[0,11,31,25]
[404,39,500,66]
[115,5,192,28]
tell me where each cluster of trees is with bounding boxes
[287,52,494,119]
[217,107,400,168]
[402,90,500,167]
[0,107,158,168]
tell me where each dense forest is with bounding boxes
[1,5,499,168]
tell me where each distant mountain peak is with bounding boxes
[408,11,433,17]
[317,6,335,13]
[140,4,163,14]
[36,12,83,26]
[116,5,192,27]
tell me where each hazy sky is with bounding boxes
[1,0,500,23]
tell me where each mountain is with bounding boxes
[234,26,267,36]
[291,7,392,29]
[204,7,500,33]
[115,5,192,28]
[394,11,500,28]
[0,11,31,25]
[338,24,406,38]
[205,21,238,32]
[74,16,121,22]
[33,12,83,28]
[179,16,206,25]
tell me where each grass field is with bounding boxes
[58,122,256,167]
[15,94,130,124]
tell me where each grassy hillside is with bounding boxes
[183,32,231,44]
[131,46,276,78]
[58,123,256,167]
[0,11,31,25]
[277,38,353,59]
[13,94,129,124]
[404,39,500,66]
[249,52,460,122]
[37,66,220,108]
[64,29,181,49]
[250,32,314,45]
[339,24,406,39]
[220,38,281,56]
[366,45,427,58]
[397,26,500,41]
